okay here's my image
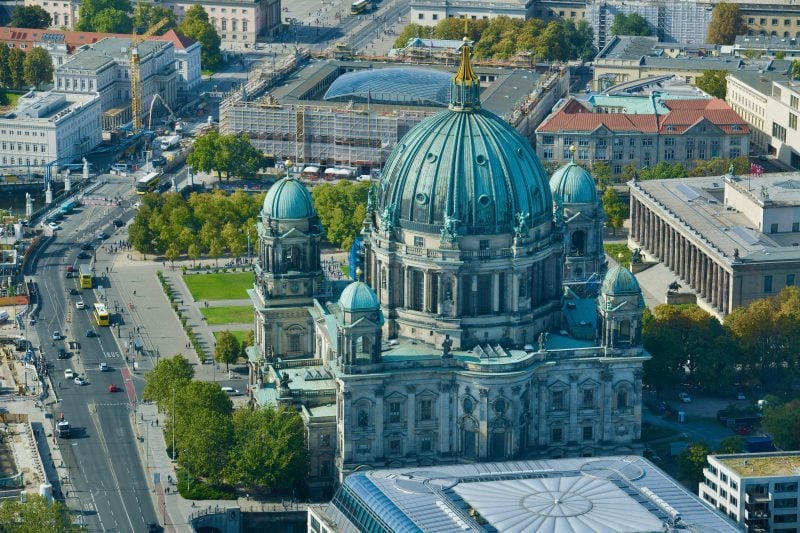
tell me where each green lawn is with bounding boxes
[604,243,632,267]
[5,92,23,107]
[183,272,252,300]
[201,306,253,325]
[213,330,250,344]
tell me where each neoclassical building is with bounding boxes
[248,42,649,498]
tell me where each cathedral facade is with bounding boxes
[247,42,648,498]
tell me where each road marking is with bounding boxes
[104,351,122,358]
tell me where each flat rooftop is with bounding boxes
[718,452,800,477]
[323,456,740,532]
[632,172,800,263]
[60,37,169,72]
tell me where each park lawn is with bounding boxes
[201,305,253,325]
[6,92,23,107]
[183,272,252,300]
[604,243,632,267]
[213,330,250,345]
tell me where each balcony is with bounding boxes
[744,507,770,521]
[745,491,772,504]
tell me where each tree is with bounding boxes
[186,131,220,177]
[792,60,800,81]
[227,406,308,490]
[689,156,750,177]
[188,242,201,268]
[242,330,255,356]
[0,494,78,532]
[214,330,240,371]
[0,44,11,88]
[312,181,371,251]
[76,0,131,32]
[91,8,133,34]
[179,6,221,71]
[695,70,728,99]
[132,4,177,35]
[11,5,52,29]
[707,3,746,45]
[762,400,800,450]
[610,12,652,36]
[677,441,710,486]
[23,47,53,89]
[601,187,626,235]
[591,161,613,189]
[165,242,181,268]
[142,354,195,411]
[639,161,688,180]
[716,436,745,454]
[7,48,25,88]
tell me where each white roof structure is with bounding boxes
[314,456,742,532]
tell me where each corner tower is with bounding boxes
[364,40,562,349]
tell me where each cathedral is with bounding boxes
[247,41,648,498]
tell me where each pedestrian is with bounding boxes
[133,290,136,296]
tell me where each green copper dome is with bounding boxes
[339,281,380,312]
[549,162,598,204]
[376,41,552,235]
[601,266,641,296]
[263,177,316,220]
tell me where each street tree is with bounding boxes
[7,48,25,89]
[591,161,613,189]
[92,8,133,34]
[186,130,220,177]
[707,3,746,45]
[76,0,131,32]
[178,6,221,70]
[793,60,800,80]
[762,400,800,450]
[142,354,195,412]
[716,436,745,454]
[639,160,688,180]
[312,181,371,251]
[214,330,240,371]
[227,406,308,490]
[165,242,181,267]
[689,156,750,177]
[242,330,255,356]
[0,494,78,532]
[11,5,52,29]
[610,12,652,36]
[601,187,626,235]
[23,47,54,89]
[132,4,177,35]
[677,442,710,486]
[695,70,728,99]
[0,44,11,87]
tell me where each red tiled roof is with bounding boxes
[537,97,748,135]
[0,26,192,53]
[152,29,197,50]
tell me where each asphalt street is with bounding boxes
[28,174,158,532]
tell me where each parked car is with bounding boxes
[221,386,242,396]
[735,424,753,435]
[678,392,692,403]
[48,221,61,230]
[73,376,87,386]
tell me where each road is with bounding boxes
[29,174,158,532]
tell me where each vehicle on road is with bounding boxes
[85,329,97,337]
[69,288,80,295]
[735,424,753,435]
[80,242,94,251]
[136,171,164,194]
[57,348,68,359]
[79,264,92,289]
[60,199,78,215]
[64,368,75,380]
[48,222,61,230]
[678,392,692,403]
[222,386,242,396]
[66,265,75,278]
[351,0,368,14]
[76,300,85,310]
[108,384,121,393]
[97,231,109,240]
[77,251,91,260]
[56,420,71,438]
[74,376,87,386]
[99,362,109,372]
[52,330,61,340]
[113,219,124,228]
[93,303,110,326]
[737,391,746,400]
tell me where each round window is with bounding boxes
[426,153,438,163]
[415,192,429,205]
[516,148,524,158]
[476,154,487,166]
[478,195,491,207]
[463,397,474,414]
[495,399,506,414]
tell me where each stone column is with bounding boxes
[406,385,417,453]
[722,271,731,314]
[568,374,579,443]
[492,273,500,313]
[439,383,451,453]
[537,378,548,447]
[437,273,445,315]
[423,270,430,312]
[511,272,520,312]
[405,267,412,309]
[479,388,489,458]
[374,388,385,458]
[602,369,613,442]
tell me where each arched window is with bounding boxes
[355,335,372,361]
[617,389,628,409]
[461,417,478,458]
[571,230,586,256]
[617,319,631,342]
[283,246,302,271]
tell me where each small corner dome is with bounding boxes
[549,162,598,204]
[601,266,641,296]
[339,281,380,312]
[262,177,315,220]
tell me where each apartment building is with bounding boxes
[701,452,800,532]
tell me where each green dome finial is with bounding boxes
[450,39,480,112]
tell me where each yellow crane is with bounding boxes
[130,18,170,131]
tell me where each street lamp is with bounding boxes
[172,388,176,461]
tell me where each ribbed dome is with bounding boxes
[263,177,315,220]
[601,266,641,296]
[549,162,598,204]
[376,42,551,236]
[339,281,380,312]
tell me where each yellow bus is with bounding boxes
[93,303,110,326]
[79,265,92,289]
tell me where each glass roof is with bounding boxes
[324,68,452,106]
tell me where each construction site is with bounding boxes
[220,50,570,174]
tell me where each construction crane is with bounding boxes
[130,18,170,132]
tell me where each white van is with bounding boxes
[0,310,9,322]
[221,386,242,396]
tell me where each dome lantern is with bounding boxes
[449,38,480,112]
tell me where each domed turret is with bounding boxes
[263,177,316,220]
[550,161,598,204]
[376,40,551,236]
[339,281,380,312]
[601,266,641,296]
